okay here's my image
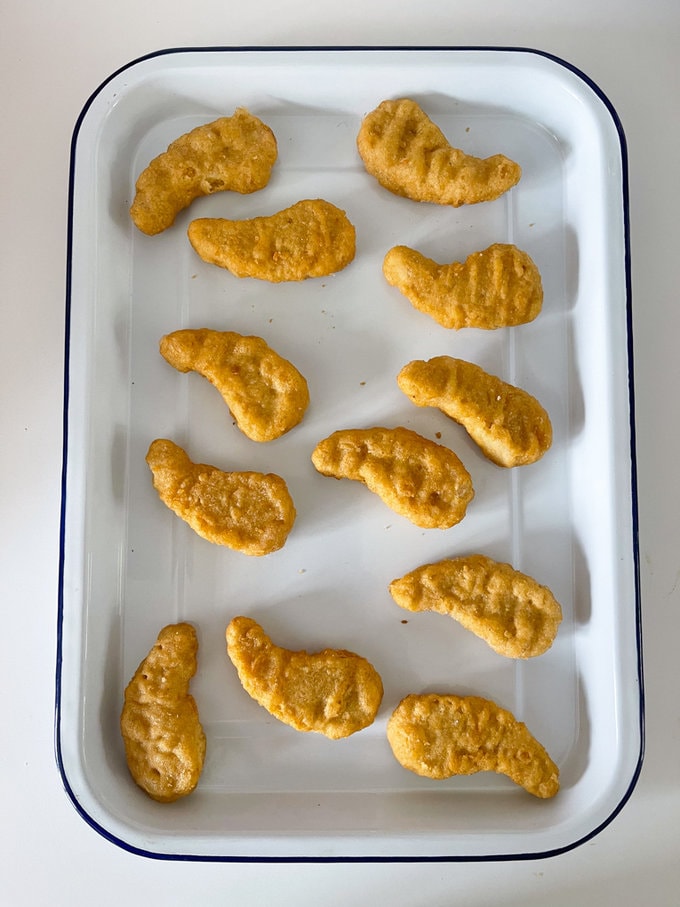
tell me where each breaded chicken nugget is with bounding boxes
[160,329,309,442]
[389,554,562,658]
[146,439,295,555]
[311,426,474,529]
[387,693,559,797]
[187,199,356,281]
[383,243,543,329]
[397,356,552,467]
[120,623,206,802]
[226,616,383,739]
[357,98,521,206]
[130,109,278,235]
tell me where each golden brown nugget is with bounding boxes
[146,439,295,556]
[357,98,521,206]
[187,198,356,281]
[383,243,543,329]
[311,426,474,529]
[226,616,383,739]
[397,356,552,467]
[130,109,278,235]
[160,329,310,442]
[120,623,206,802]
[389,554,562,658]
[387,693,559,798]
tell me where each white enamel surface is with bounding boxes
[58,48,640,859]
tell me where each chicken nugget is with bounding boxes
[397,356,552,467]
[311,426,473,529]
[357,98,521,206]
[187,198,356,281]
[387,693,559,798]
[160,329,309,442]
[120,623,206,802]
[226,616,383,739]
[146,439,295,555]
[130,109,277,235]
[383,243,543,329]
[389,554,562,658]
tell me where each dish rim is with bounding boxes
[55,43,643,863]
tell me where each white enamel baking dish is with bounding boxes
[57,46,642,860]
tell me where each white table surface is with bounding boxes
[2,1,678,904]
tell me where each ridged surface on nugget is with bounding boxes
[187,199,356,281]
[311,426,474,529]
[146,439,295,555]
[383,243,543,329]
[120,623,206,802]
[357,98,521,206]
[160,329,309,442]
[226,616,384,739]
[389,554,562,658]
[397,356,552,467]
[130,109,277,235]
[387,693,560,798]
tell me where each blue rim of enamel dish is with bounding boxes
[56,45,643,862]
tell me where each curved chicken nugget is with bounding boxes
[187,198,356,281]
[311,426,474,529]
[226,616,383,739]
[357,98,521,206]
[383,243,543,329]
[397,357,552,467]
[160,329,309,442]
[146,439,295,555]
[387,694,559,798]
[389,554,562,658]
[130,109,278,235]
[120,623,206,802]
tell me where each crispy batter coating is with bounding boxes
[383,243,543,329]
[146,439,295,555]
[130,109,277,235]
[357,98,521,206]
[397,356,552,467]
[120,623,206,802]
[226,616,383,739]
[389,554,562,658]
[387,693,559,798]
[160,329,310,442]
[311,426,474,529]
[187,199,356,281]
